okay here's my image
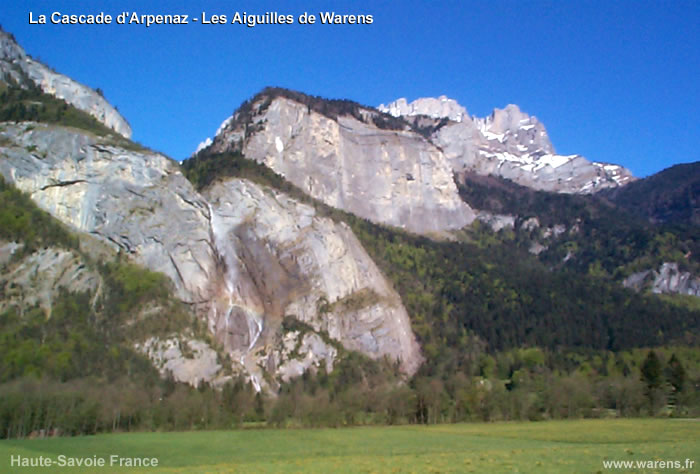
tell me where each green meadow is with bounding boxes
[1,419,698,473]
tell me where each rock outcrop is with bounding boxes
[136,337,227,387]
[0,29,132,138]
[623,262,700,298]
[207,91,476,235]
[0,245,100,316]
[379,97,635,194]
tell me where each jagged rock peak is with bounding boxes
[0,28,132,139]
[483,104,536,133]
[474,104,555,155]
[380,95,634,193]
[378,96,468,122]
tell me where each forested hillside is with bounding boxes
[457,171,700,282]
[600,161,699,226]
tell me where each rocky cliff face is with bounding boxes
[205,178,422,387]
[207,91,476,235]
[0,120,422,387]
[379,97,635,194]
[202,89,634,238]
[0,122,216,306]
[0,29,132,138]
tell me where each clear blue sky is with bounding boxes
[2,1,699,177]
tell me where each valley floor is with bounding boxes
[1,419,698,473]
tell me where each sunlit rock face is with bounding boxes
[0,123,215,306]
[379,98,635,194]
[208,93,476,235]
[624,263,700,298]
[204,178,423,383]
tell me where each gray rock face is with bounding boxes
[623,262,700,297]
[209,95,476,235]
[378,96,468,122]
[0,121,423,388]
[274,331,338,383]
[475,212,516,232]
[205,178,422,380]
[381,97,635,194]
[0,123,216,306]
[0,246,100,316]
[136,337,227,387]
[0,30,132,138]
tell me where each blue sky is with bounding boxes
[2,0,699,177]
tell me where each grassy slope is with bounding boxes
[0,419,697,473]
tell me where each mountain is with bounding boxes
[600,161,700,226]
[0,35,421,390]
[205,88,475,235]
[200,88,635,237]
[379,97,635,194]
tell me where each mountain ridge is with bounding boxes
[0,27,132,138]
[379,95,635,194]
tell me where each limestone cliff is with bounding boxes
[205,178,422,387]
[207,90,476,235]
[0,123,216,307]
[0,245,100,317]
[379,97,635,194]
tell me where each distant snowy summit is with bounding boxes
[379,96,634,193]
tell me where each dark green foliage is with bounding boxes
[667,353,686,393]
[457,171,699,280]
[0,85,114,136]
[641,350,662,391]
[640,350,667,414]
[457,171,618,227]
[182,150,295,192]
[409,116,451,139]
[0,174,79,253]
[601,161,700,226]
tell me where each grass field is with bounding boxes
[1,419,698,473]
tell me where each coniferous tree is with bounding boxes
[667,353,686,393]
